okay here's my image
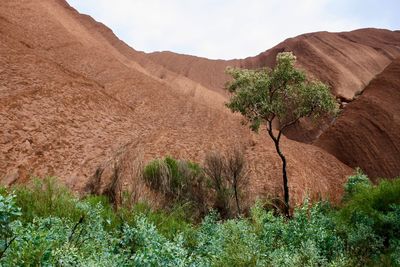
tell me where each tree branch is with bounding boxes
[278,103,319,139]
[269,85,278,102]
[0,236,16,259]
[267,120,278,143]
[68,215,85,243]
[266,115,275,132]
[279,117,300,133]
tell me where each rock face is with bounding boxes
[147,29,400,147]
[316,59,400,181]
[1,0,398,204]
[148,29,400,101]
[0,0,246,192]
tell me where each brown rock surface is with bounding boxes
[0,0,363,205]
[315,58,400,180]
[148,29,400,101]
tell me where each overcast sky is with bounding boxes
[66,0,399,60]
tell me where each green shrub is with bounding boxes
[251,200,346,266]
[337,175,400,264]
[122,216,192,266]
[143,159,169,194]
[2,203,127,266]
[131,202,194,241]
[339,178,400,233]
[343,168,371,200]
[83,195,121,230]
[0,193,21,260]
[0,194,21,238]
[143,157,207,215]
[11,177,82,223]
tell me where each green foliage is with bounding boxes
[1,175,400,266]
[343,168,371,200]
[131,202,194,241]
[12,177,82,222]
[0,193,21,259]
[143,159,168,192]
[336,176,400,265]
[225,52,337,132]
[3,204,126,266]
[143,156,207,215]
[0,194,21,238]
[123,217,192,266]
[339,175,400,229]
[250,200,346,266]
[143,157,201,197]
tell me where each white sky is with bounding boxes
[66,0,400,60]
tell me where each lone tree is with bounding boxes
[225,52,337,217]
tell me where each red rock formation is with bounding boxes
[316,59,400,180]
[147,30,400,147]
[148,29,400,101]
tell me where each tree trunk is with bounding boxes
[268,127,290,217]
[275,143,290,217]
[215,191,229,219]
[234,185,241,216]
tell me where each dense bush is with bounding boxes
[0,173,399,266]
[11,177,82,223]
[143,157,206,209]
[336,173,400,265]
[343,168,371,200]
[0,193,21,259]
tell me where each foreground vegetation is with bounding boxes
[1,170,400,266]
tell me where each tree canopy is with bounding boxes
[226,52,338,133]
